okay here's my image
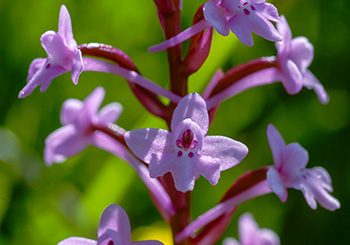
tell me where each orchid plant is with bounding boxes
[20,1,340,244]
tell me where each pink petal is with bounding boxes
[267,167,288,202]
[169,156,197,192]
[255,3,280,23]
[53,130,91,158]
[239,213,259,244]
[57,237,97,245]
[77,87,105,130]
[97,230,124,245]
[248,12,282,43]
[98,204,131,244]
[280,59,303,94]
[71,49,84,85]
[26,58,46,82]
[41,31,74,65]
[58,5,77,48]
[276,16,292,55]
[60,99,84,125]
[195,155,221,185]
[266,124,286,169]
[203,1,230,36]
[281,143,309,179]
[200,135,248,171]
[171,93,209,134]
[19,62,66,98]
[97,102,123,125]
[124,128,174,164]
[290,37,314,73]
[228,14,254,46]
[303,70,329,104]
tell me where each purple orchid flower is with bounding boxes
[19,5,83,98]
[204,0,282,46]
[223,213,280,245]
[206,15,329,110]
[266,124,340,211]
[44,87,122,165]
[149,0,281,52]
[58,204,164,245]
[124,93,248,192]
[274,15,329,102]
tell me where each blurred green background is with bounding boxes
[0,0,349,244]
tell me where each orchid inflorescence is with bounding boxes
[20,1,339,244]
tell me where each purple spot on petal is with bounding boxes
[107,241,114,245]
[178,151,183,157]
[188,152,194,158]
[244,9,250,15]
[46,63,51,69]
[243,2,248,5]
[251,5,256,11]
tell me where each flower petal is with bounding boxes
[19,62,66,98]
[266,124,286,169]
[303,70,329,104]
[290,36,314,73]
[248,12,282,43]
[276,16,292,55]
[239,213,259,244]
[203,1,230,36]
[71,49,84,85]
[26,58,46,83]
[228,14,254,46]
[58,5,77,48]
[58,237,97,245]
[60,99,84,125]
[171,93,209,134]
[267,167,288,202]
[200,135,248,171]
[98,204,131,244]
[280,59,303,94]
[195,155,221,185]
[97,102,123,125]
[41,31,73,65]
[125,128,174,164]
[281,142,309,179]
[255,3,280,23]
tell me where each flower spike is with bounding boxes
[19,5,83,98]
[58,204,164,245]
[266,124,340,211]
[125,93,248,192]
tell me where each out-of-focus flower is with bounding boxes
[58,204,164,245]
[44,87,122,165]
[266,124,340,211]
[125,93,248,192]
[19,5,83,98]
[223,212,280,245]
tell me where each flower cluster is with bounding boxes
[20,2,340,244]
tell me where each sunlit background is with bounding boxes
[0,0,349,244]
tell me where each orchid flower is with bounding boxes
[274,15,329,102]
[149,0,281,52]
[44,87,122,165]
[58,204,164,245]
[223,213,280,245]
[206,15,329,110]
[125,93,248,192]
[266,124,340,211]
[19,5,83,98]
